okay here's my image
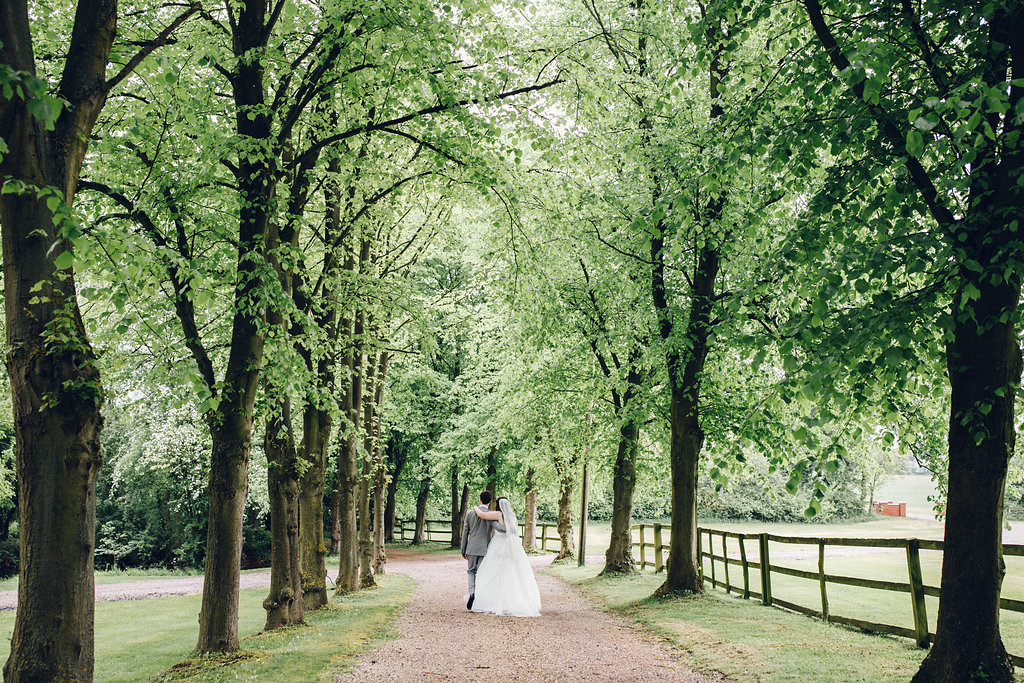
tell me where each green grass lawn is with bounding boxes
[547,563,927,682]
[0,574,413,682]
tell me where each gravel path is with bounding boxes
[338,548,710,682]
[0,571,272,610]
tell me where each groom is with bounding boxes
[461,490,505,610]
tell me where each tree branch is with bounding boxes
[105,3,202,94]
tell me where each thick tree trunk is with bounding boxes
[196,0,274,652]
[654,245,719,597]
[198,403,259,651]
[298,406,330,610]
[912,209,1020,682]
[263,398,303,630]
[0,2,117,678]
[523,468,538,552]
[603,419,639,574]
[335,305,360,593]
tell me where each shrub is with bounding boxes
[0,537,18,580]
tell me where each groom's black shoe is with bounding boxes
[467,594,475,610]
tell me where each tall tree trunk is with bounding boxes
[654,244,719,597]
[335,314,361,593]
[330,482,341,554]
[911,135,1021,683]
[603,418,639,574]
[196,0,275,652]
[0,1,123,677]
[485,446,498,504]
[412,454,430,544]
[555,474,576,560]
[263,396,303,630]
[298,406,331,610]
[358,353,379,588]
[523,468,538,552]
[384,446,404,543]
[372,353,390,575]
[459,484,469,535]
[450,465,462,549]
[798,2,1022,677]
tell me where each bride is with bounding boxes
[470,496,542,617]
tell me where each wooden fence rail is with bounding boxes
[394,518,562,553]
[631,524,1024,668]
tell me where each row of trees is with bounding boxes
[1,0,558,679]
[1,0,1021,681]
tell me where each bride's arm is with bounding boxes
[475,509,501,520]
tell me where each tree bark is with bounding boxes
[384,445,405,543]
[0,1,117,678]
[912,101,1021,683]
[195,0,276,652]
[485,447,498,503]
[654,245,719,597]
[798,1,1022,677]
[412,454,430,544]
[263,396,303,630]
[523,468,538,552]
[298,405,330,610]
[335,311,360,594]
[603,418,639,574]
[372,353,390,575]
[358,353,379,588]
[450,465,463,549]
[555,474,575,560]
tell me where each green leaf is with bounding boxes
[906,130,924,157]
[53,250,73,271]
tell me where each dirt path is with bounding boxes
[0,571,272,610]
[338,548,710,682]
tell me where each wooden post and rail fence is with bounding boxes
[394,518,563,553]
[631,523,1024,667]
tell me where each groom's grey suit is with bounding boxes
[461,504,505,597]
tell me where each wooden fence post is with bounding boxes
[541,524,548,552]
[759,533,772,606]
[638,524,646,569]
[722,533,731,593]
[654,524,664,572]
[818,540,829,621]
[697,530,704,583]
[710,532,717,587]
[739,536,750,599]
[906,539,930,647]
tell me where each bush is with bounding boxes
[0,537,17,580]
[241,524,272,569]
[699,460,867,524]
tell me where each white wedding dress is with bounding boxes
[471,498,542,617]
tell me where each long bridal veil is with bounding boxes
[471,498,541,617]
[498,497,519,537]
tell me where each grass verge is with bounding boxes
[156,573,414,682]
[0,573,413,682]
[546,563,926,682]
[388,540,462,555]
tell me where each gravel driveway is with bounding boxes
[0,571,272,610]
[338,548,710,682]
